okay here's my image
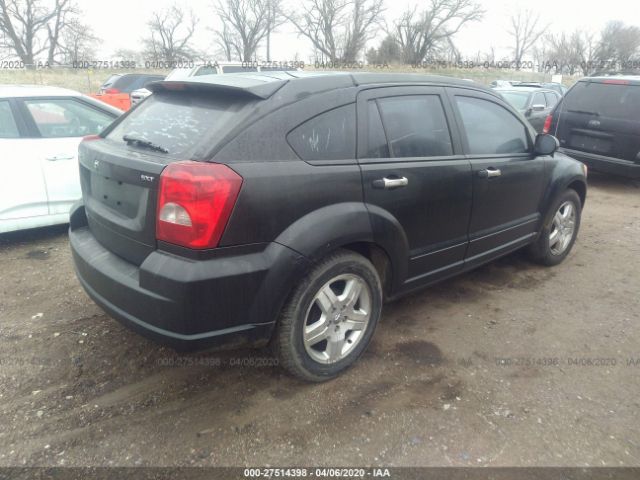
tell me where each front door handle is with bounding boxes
[372,176,409,189]
[46,154,75,161]
[478,168,501,179]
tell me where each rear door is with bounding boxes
[357,86,472,287]
[555,80,640,162]
[18,97,117,216]
[0,99,49,224]
[449,89,546,267]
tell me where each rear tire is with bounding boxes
[528,189,582,266]
[274,249,383,382]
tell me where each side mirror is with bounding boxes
[534,133,559,156]
[531,104,546,112]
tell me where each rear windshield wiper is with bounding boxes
[567,109,599,116]
[123,135,169,153]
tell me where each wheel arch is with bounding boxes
[273,202,409,298]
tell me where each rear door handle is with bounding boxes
[372,177,409,189]
[478,168,501,179]
[46,154,75,161]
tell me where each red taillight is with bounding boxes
[156,161,243,249]
[603,79,629,85]
[81,134,102,142]
[104,87,121,94]
[543,114,553,134]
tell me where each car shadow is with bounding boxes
[0,223,68,247]
[586,171,640,192]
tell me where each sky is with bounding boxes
[82,0,639,62]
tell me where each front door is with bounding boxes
[357,86,472,290]
[18,97,116,216]
[448,89,546,268]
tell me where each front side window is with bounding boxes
[376,95,453,158]
[287,104,356,161]
[455,96,529,155]
[0,101,19,138]
[25,99,114,138]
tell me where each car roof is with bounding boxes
[581,75,640,85]
[495,87,557,94]
[149,71,494,100]
[0,84,84,98]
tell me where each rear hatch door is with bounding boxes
[556,80,640,162]
[79,87,264,265]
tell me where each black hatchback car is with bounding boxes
[70,72,587,381]
[545,75,640,179]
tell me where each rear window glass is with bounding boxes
[564,82,640,121]
[498,91,529,110]
[223,66,257,73]
[287,104,356,161]
[105,92,255,158]
[113,75,164,93]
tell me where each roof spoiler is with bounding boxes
[148,76,289,100]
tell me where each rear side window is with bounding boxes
[0,101,20,138]
[365,101,390,158]
[287,104,356,161]
[376,95,453,158]
[545,92,559,108]
[106,92,256,158]
[564,82,640,121]
[455,96,529,155]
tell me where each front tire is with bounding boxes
[528,189,582,266]
[274,249,383,382]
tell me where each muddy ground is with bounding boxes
[0,173,639,468]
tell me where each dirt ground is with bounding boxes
[1,172,639,468]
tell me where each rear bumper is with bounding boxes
[69,204,309,351]
[559,148,640,179]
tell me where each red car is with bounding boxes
[91,73,164,110]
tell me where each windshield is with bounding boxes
[105,91,256,159]
[564,82,640,120]
[499,91,530,110]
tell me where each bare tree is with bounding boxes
[214,0,283,62]
[391,0,483,64]
[366,34,401,64]
[214,23,236,61]
[144,4,198,63]
[595,21,640,71]
[508,9,548,70]
[341,0,384,62]
[0,0,75,66]
[45,0,75,64]
[287,0,383,62]
[57,17,98,64]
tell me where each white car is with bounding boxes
[0,85,122,233]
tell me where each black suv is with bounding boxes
[70,72,587,381]
[545,76,640,178]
